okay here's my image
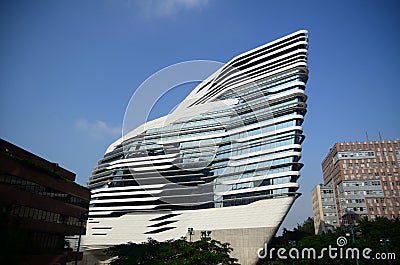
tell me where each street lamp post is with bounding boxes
[201,230,211,240]
[345,224,359,265]
[188,228,194,243]
[380,238,392,265]
[288,240,296,265]
[74,213,87,265]
[349,225,356,244]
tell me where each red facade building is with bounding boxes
[0,139,90,265]
[321,139,400,224]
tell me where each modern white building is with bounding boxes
[82,30,309,265]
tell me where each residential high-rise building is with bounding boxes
[0,139,91,265]
[315,139,400,228]
[83,30,309,265]
[311,183,338,234]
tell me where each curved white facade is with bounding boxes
[83,30,309,265]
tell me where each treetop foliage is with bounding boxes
[258,217,400,265]
[105,237,240,265]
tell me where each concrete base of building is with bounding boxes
[82,226,276,265]
[81,249,113,265]
[206,226,276,265]
[82,197,294,265]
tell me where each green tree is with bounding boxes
[258,217,400,265]
[105,237,240,265]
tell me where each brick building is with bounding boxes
[0,139,90,265]
[312,139,400,233]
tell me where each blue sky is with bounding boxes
[1,0,399,231]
